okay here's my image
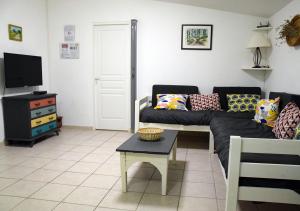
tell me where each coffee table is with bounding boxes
[116,130,178,195]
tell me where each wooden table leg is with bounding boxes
[172,139,177,161]
[120,152,127,192]
[161,157,169,195]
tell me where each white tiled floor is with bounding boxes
[0,127,299,210]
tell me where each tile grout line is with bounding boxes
[6,129,88,210]
[49,130,121,210]
[177,144,188,211]
[0,131,230,211]
[92,132,144,210]
[133,166,155,211]
[2,129,116,210]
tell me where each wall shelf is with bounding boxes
[253,26,273,31]
[242,67,272,71]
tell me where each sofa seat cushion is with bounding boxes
[211,118,276,169]
[211,110,255,119]
[140,107,212,125]
[210,117,300,193]
[140,108,256,126]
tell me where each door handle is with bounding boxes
[95,78,100,84]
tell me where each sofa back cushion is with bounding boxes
[152,85,199,109]
[213,87,261,110]
[269,92,292,112]
[269,92,300,112]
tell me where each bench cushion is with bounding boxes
[140,108,255,125]
[152,85,199,109]
[211,110,255,119]
[213,87,261,110]
[140,107,211,125]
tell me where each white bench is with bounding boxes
[135,96,214,153]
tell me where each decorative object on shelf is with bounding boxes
[181,24,213,50]
[277,14,300,46]
[138,128,164,141]
[257,21,270,28]
[247,31,271,68]
[8,24,22,41]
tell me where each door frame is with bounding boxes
[92,21,131,131]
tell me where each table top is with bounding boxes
[116,130,178,155]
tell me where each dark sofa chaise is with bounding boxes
[210,92,300,211]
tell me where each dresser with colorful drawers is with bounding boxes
[2,93,59,146]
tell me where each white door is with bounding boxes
[93,24,131,130]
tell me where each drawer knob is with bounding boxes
[36,121,42,124]
[48,109,53,112]
[36,112,41,115]
[35,103,41,106]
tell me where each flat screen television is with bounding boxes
[4,53,43,88]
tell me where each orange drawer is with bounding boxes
[29,97,56,109]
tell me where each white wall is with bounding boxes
[47,0,266,127]
[0,0,49,140]
[266,0,300,94]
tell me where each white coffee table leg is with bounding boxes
[120,152,127,192]
[172,139,177,161]
[160,157,169,195]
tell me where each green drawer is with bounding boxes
[31,121,57,137]
[31,105,56,119]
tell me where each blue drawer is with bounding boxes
[31,105,56,119]
[31,121,57,137]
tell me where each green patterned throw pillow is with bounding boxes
[227,94,260,112]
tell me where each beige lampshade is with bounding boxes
[247,32,271,48]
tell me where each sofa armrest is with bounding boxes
[134,96,151,132]
[225,136,300,211]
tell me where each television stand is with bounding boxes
[2,93,59,147]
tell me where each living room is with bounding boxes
[0,0,299,210]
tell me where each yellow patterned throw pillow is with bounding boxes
[254,97,280,127]
[154,94,188,111]
[227,94,260,112]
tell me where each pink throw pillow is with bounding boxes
[190,93,221,111]
[272,102,300,139]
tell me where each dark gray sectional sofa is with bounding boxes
[140,85,260,126]
[137,85,300,195]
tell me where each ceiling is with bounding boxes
[154,0,292,17]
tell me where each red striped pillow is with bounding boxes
[190,93,221,111]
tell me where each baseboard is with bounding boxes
[62,125,94,130]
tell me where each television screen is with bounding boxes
[4,53,43,88]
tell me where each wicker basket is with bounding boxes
[138,128,164,141]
